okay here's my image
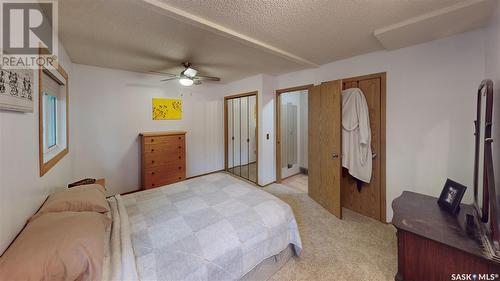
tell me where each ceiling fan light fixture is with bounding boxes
[179,77,194,86]
[183,67,197,78]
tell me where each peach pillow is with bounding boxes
[33,184,109,219]
[0,212,110,281]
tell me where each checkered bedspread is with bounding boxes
[122,173,302,281]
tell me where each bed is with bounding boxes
[104,172,302,281]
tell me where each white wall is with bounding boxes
[269,30,485,221]
[261,75,278,185]
[485,1,500,202]
[70,64,226,195]
[0,46,74,254]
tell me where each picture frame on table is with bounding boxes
[437,178,467,215]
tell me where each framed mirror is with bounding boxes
[474,80,500,257]
[474,80,492,222]
[38,60,69,176]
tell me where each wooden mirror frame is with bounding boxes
[474,80,493,222]
[473,79,499,245]
[38,60,69,177]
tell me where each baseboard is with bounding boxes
[186,169,225,180]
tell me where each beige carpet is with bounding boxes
[263,183,397,281]
[281,174,308,193]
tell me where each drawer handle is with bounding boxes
[178,137,181,140]
[151,149,155,152]
[151,139,154,143]
[152,183,155,187]
[178,156,181,159]
[178,166,182,170]
[151,160,155,164]
[152,172,155,175]
[178,177,181,180]
[178,146,181,149]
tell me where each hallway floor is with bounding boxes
[282,173,308,193]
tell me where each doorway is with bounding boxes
[280,73,386,222]
[224,92,258,184]
[276,85,311,193]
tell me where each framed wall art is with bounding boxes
[0,68,34,112]
[152,98,182,120]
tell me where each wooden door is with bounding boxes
[341,73,386,221]
[309,80,343,218]
[309,85,321,206]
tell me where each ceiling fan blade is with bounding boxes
[149,70,178,77]
[194,75,221,82]
[161,77,178,82]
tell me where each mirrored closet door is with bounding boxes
[225,92,258,184]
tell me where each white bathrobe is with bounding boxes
[341,88,372,183]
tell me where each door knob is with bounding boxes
[332,153,339,159]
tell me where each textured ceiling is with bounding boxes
[59,0,489,83]
[154,0,465,64]
[375,0,497,50]
[58,0,305,82]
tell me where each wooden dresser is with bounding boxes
[140,131,186,189]
[392,191,500,281]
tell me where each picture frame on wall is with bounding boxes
[0,68,34,112]
[152,98,182,120]
[437,178,467,215]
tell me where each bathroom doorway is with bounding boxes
[276,85,311,192]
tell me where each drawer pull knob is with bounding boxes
[178,166,182,170]
[152,172,155,175]
[152,160,155,164]
[178,177,181,180]
[152,183,155,187]
[151,139,154,142]
[151,149,155,152]
[178,146,181,149]
[178,156,181,159]
[178,137,181,140]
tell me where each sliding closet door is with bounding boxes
[225,93,258,184]
[309,80,342,218]
[247,95,257,183]
[240,97,249,179]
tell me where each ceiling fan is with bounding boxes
[150,62,221,86]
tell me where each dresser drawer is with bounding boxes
[144,142,185,155]
[144,151,185,168]
[143,135,185,145]
[144,161,185,177]
[143,171,185,189]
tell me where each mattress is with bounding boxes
[119,172,302,281]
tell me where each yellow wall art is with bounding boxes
[152,98,182,120]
